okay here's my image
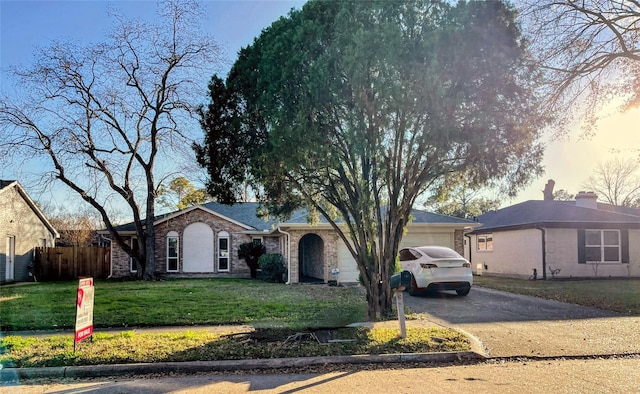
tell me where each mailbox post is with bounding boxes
[390,271,412,338]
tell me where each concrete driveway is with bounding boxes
[401,286,640,358]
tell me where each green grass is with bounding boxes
[474,276,640,315]
[0,327,469,368]
[0,279,366,331]
[0,279,471,368]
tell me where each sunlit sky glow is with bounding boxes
[1,0,637,210]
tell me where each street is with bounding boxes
[4,357,640,393]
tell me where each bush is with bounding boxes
[259,253,287,283]
[238,242,266,279]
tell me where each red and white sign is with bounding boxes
[75,278,95,343]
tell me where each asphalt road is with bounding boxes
[6,358,640,393]
[402,286,640,357]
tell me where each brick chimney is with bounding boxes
[575,191,598,209]
[543,179,555,201]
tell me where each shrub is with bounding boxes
[238,242,266,279]
[259,253,287,283]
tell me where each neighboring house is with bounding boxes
[468,192,640,279]
[0,180,59,283]
[102,202,479,284]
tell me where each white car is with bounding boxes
[398,246,472,296]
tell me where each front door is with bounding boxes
[6,236,15,281]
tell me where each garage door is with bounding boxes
[401,232,453,248]
[337,232,454,283]
[337,240,359,283]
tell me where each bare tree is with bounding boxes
[518,0,640,137]
[582,157,640,207]
[0,0,221,279]
[44,206,104,247]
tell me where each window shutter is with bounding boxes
[621,229,629,264]
[577,229,586,264]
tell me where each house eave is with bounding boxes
[472,221,640,234]
[155,205,255,230]
[1,181,60,238]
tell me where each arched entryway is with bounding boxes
[298,233,324,282]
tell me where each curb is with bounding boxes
[0,351,483,382]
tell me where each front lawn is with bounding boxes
[0,279,471,368]
[1,278,366,331]
[1,326,469,368]
[474,276,640,315]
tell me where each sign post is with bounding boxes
[74,277,94,352]
[395,290,406,338]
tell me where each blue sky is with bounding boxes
[1,0,304,88]
[1,0,638,209]
[0,0,305,209]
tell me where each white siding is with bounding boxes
[471,228,640,279]
[471,229,543,278]
[547,228,640,278]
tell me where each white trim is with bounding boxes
[0,181,60,238]
[6,236,15,281]
[166,234,179,272]
[585,229,621,263]
[477,234,493,252]
[277,227,292,284]
[217,231,230,272]
[129,237,139,273]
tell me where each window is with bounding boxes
[167,232,179,272]
[584,229,620,263]
[129,237,139,272]
[252,237,263,246]
[477,235,493,251]
[218,231,230,272]
[399,249,419,261]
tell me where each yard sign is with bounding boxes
[75,277,94,347]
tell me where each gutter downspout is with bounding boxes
[535,227,547,280]
[464,234,472,265]
[106,236,114,279]
[278,226,292,284]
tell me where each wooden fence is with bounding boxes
[34,247,111,281]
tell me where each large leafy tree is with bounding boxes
[196,0,546,319]
[157,177,211,210]
[424,172,503,219]
[0,0,220,279]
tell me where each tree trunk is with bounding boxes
[365,279,392,321]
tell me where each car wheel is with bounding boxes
[408,275,420,296]
[456,286,471,296]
